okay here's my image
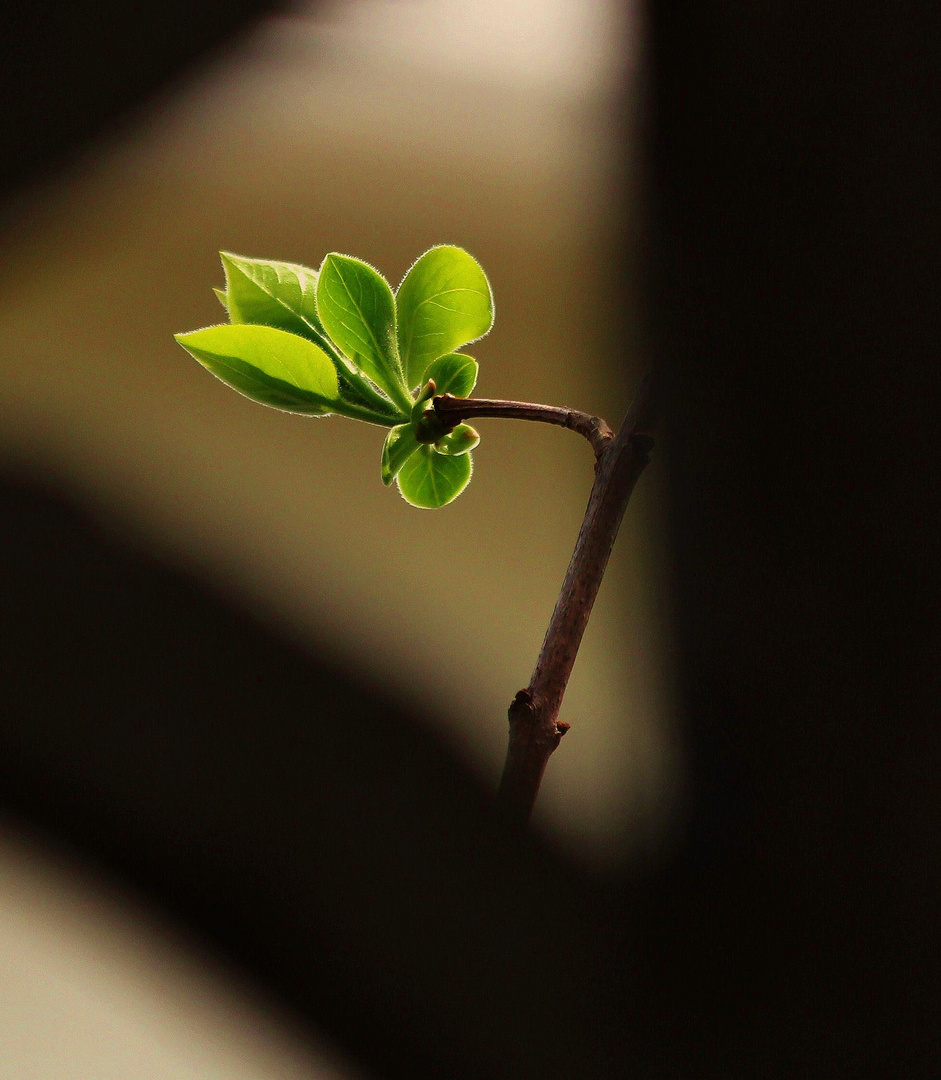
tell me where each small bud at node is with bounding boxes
[434,423,480,456]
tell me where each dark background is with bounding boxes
[1,1,938,1077]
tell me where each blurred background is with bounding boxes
[0,823,364,1080]
[1,1,667,1077]
[5,0,938,1076]
[0,0,673,866]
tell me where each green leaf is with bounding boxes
[423,352,478,398]
[396,444,472,508]
[221,252,324,340]
[396,246,493,388]
[381,424,421,485]
[434,423,479,456]
[213,287,229,311]
[316,254,408,409]
[223,252,405,419]
[175,324,339,414]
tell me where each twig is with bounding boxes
[433,396,615,459]
[495,365,659,825]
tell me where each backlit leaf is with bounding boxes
[423,352,479,398]
[396,444,472,508]
[223,253,405,418]
[381,424,421,485]
[396,246,493,388]
[175,323,338,414]
[317,254,408,408]
[221,253,324,340]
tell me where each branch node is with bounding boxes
[508,687,535,722]
[434,393,459,435]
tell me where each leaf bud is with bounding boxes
[414,410,448,444]
[433,423,480,456]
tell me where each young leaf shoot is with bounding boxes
[176,246,493,508]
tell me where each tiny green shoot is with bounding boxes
[176,245,492,509]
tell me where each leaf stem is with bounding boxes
[342,369,403,416]
[332,401,407,427]
[433,395,615,458]
[494,365,659,825]
[314,332,405,418]
[387,381,418,418]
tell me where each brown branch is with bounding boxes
[496,365,659,825]
[433,395,615,459]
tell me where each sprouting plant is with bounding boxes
[176,246,656,819]
[176,246,493,508]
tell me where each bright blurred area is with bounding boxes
[0,826,363,1080]
[0,0,673,864]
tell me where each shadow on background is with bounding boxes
[1,0,939,1078]
[0,0,673,865]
